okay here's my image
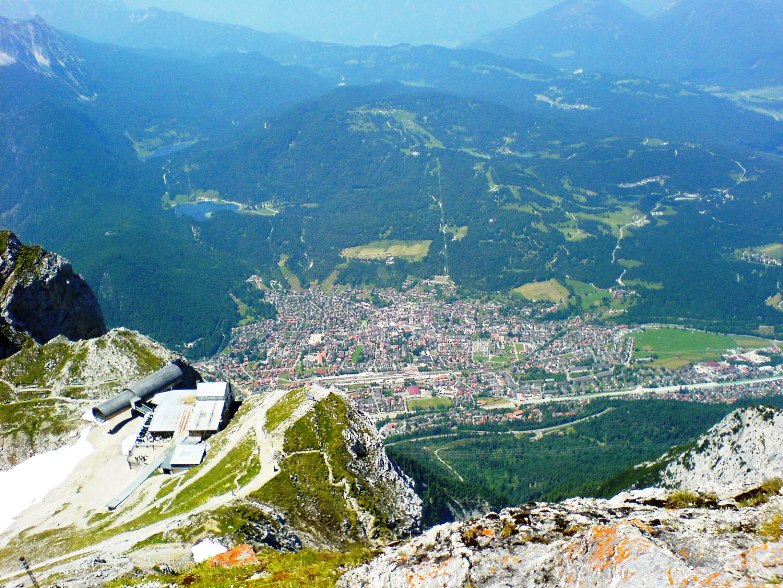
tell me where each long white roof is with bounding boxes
[187,400,224,432]
[170,443,206,466]
[196,381,229,400]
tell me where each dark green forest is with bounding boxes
[2,23,782,356]
[388,397,783,524]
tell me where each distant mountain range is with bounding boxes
[0,14,93,96]
[0,11,781,356]
[472,0,783,91]
[2,0,780,93]
[0,0,298,55]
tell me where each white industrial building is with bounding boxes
[129,381,234,471]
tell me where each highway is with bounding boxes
[517,374,783,406]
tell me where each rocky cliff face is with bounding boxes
[341,406,783,588]
[0,327,179,470]
[340,491,783,588]
[661,405,783,498]
[0,15,93,97]
[0,231,105,358]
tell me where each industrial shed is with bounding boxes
[166,443,207,473]
[187,401,225,437]
[147,389,196,438]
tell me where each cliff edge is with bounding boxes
[0,231,105,358]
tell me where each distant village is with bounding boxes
[198,284,783,438]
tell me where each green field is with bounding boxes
[759,243,783,261]
[444,225,469,241]
[125,128,198,160]
[513,279,569,303]
[278,254,302,292]
[574,205,643,238]
[624,279,664,290]
[566,279,612,309]
[342,240,432,261]
[407,397,454,411]
[632,327,772,368]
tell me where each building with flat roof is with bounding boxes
[128,381,234,470]
[196,381,231,401]
[187,400,226,437]
[147,389,196,438]
[166,443,207,473]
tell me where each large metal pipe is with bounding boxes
[92,363,184,423]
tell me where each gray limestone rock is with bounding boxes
[0,231,105,358]
[340,494,783,588]
[661,405,783,498]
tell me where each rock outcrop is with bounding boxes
[244,388,422,548]
[340,491,783,588]
[0,15,94,97]
[661,405,783,498]
[340,394,423,539]
[341,406,783,587]
[0,231,105,358]
[0,327,180,470]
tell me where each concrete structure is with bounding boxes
[145,389,195,438]
[166,443,206,473]
[107,379,234,509]
[127,381,233,471]
[187,401,225,437]
[92,363,184,423]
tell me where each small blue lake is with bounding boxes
[173,201,241,222]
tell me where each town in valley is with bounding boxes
[198,280,783,438]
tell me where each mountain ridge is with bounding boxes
[342,405,783,587]
[0,0,299,56]
[472,0,783,90]
[0,230,105,358]
[0,14,93,97]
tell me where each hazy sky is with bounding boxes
[121,0,671,46]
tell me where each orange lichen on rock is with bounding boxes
[630,519,654,533]
[588,525,622,572]
[743,542,783,572]
[209,544,259,567]
[586,523,659,577]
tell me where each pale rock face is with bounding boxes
[0,15,94,96]
[340,493,783,588]
[661,405,783,497]
[342,399,423,538]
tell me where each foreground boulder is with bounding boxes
[661,405,783,498]
[209,544,259,568]
[340,492,783,588]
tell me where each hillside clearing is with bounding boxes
[342,240,432,261]
[513,279,569,303]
